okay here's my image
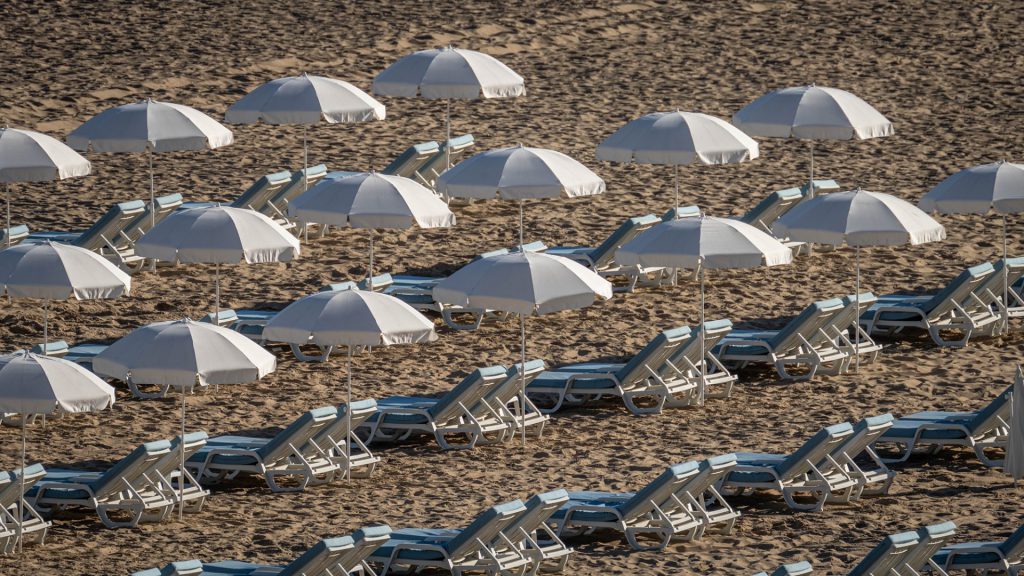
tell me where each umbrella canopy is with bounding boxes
[0,350,115,415]
[919,161,1024,214]
[617,216,794,270]
[225,74,385,125]
[732,85,893,140]
[290,172,454,229]
[437,145,606,200]
[135,206,300,264]
[1008,365,1024,482]
[263,290,437,348]
[432,252,613,316]
[0,241,131,300]
[67,99,233,153]
[0,128,91,182]
[774,189,946,247]
[597,111,759,166]
[373,47,525,100]
[93,318,276,388]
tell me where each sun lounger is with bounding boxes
[973,257,1024,331]
[847,530,921,576]
[860,262,998,347]
[186,407,338,492]
[385,141,441,178]
[717,298,849,380]
[150,432,209,514]
[122,193,184,244]
[552,455,738,550]
[135,525,393,576]
[662,205,702,221]
[932,522,1024,575]
[370,499,531,576]
[753,561,814,576]
[719,423,858,511]
[28,199,148,270]
[0,464,50,553]
[827,415,895,500]
[872,380,1013,466]
[658,319,737,405]
[743,187,805,235]
[225,170,293,213]
[476,360,549,440]
[546,214,665,292]
[362,365,512,450]
[264,164,328,216]
[827,293,883,369]
[527,326,692,415]
[895,522,957,576]
[0,224,29,246]
[417,134,475,190]
[30,439,175,528]
[306,399,380,481]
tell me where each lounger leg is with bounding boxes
[622,391,667,415]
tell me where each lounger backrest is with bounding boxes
[767,297,846,353]
[590,214,661,270]
[230,170,292,212]
[618,461,702,521]
[321,281,358,292]
[255,407,338,463]
[428,365,509,422]
[265,164,329,215]
[665,319,732,372]
[124,193,184,241]
[309,399,378,451]
[330,525,394,573]
[444,499,527,559]
[151,432,209,481]
[199,309,239,327]
[921,262,994,318]
[742,187,804,234]
[615,326,692,386]
[771,561,814,576]
[90,439,173,498]
[847,530,920,576]
[73,199,147,251]
[498,489,569,547]
[968,383,1013,435]
[833,293,878,336]
[900,522,957,574]
[997,523,1024,559]
[676,454,737,502]
[833,414,894,461]
[0,463,46,509]
[419,134,474,184]
[482,359,546,410]
[974,257,1024,304]
[384,141,440,177]
[359,273,394,291]
[661,205,701,221]
[774,422,854,481]
[802,179,840,195]
[278,535,356,576]
[30,340,69,356]
[0,224,30,245]
[131,559,204,576]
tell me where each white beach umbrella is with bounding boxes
[288,172,454,282]
[0,241,131,347]
[774,189,946,369]
[920,161,1024,332]
[596,111,758,214]
[435,145,605,243]
[617,217,792,403]
[732,85,893,198]
[93,318,275,516]
[373,47,525,169]
[0,128,91,246]
[225,74,385,190]
[67,99,233,228]
[135,206,300,316]
[433,252,612,445]
[0,350,114,551]
[263,290,437,478]
[1007,365,1024,483]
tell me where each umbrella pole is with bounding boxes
[519,200,525,248]
[699,266,706,407]
[149,148,155,229]
[808,142,815,199]
[43,299,48,350]
[855,246,861,372]
[673,165,679,217]
[1003,215,1009,334]
[520,313,527,448]
[346,346,352,481]
[5,183,10,248]
[179,388,186,520]
[445,99,451,170]
[368,231,374,286]
[214,263,220,319]
[17,414,26,553]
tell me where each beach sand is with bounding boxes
[1,1,1023,574]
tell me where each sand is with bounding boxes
[1,0,1023,574]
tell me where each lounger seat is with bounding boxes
[931,521,1024,574]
